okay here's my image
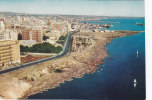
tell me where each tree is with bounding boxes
[56,40,65,46]
[54,69,62,73]
[18,33,22,40]
[59,35,67,40]
[57,35,68,46]
[20,45,29,52]
[43,35,49,41]
[55,46,63,53]
[20,43,63,53]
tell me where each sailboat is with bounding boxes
[134,79,137,87]
[137,50,139,55]
[137,50,139,58]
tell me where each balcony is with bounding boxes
[0,50,12,54]
[0,57,13,63]
[0,47,13,51]
[0,53,13,57]
[0,44,12,47]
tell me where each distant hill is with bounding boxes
[0,12,28,16]
[0,12,144,18]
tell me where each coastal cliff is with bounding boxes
[0,31,139,99]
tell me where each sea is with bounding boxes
[28,18,145,100]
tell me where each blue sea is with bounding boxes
[28,18,145,100]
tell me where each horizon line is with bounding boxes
[0,11,145,18]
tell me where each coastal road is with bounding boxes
[0,32,75,75]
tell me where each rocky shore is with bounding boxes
[0,31,139,99]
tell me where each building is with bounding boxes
[51,23,61,31]
[0,29,20,69]
[22,29,30,40]
[45,30,62,44]
[32,30,42,42]
[0,31,18,41]
[50,22,71,34]
[0,19,5,33]
[22,29,42,43]
[0,34,5,40]
[0,40,20,69]
[80,29,92,32]
[19,40,36,47]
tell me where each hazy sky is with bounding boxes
[0,0,145,17]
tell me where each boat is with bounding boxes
[134,79,136,83]
[134,79,137,87]
[101,24,111,28]
[137,50,139,58]
[136,22,144,26]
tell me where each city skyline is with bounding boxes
[0,0,145,17]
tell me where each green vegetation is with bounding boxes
[20,42,63,53]
[20,45,29,52]
[59,35,67,40]
[56,35,67,46]
[54,69,63,73]
[56,41,65,46]
[43,35,49,41]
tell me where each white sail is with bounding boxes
[134,79,137,87]
[134,79,136,83]
[134,83,136,87]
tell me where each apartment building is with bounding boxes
[0,30,18,41]
[0,19,5,33]
[0,34,5,40]
[50,22,71,34]
[0,40,20,69]
[22,29,42,43]
[51,24,60,31]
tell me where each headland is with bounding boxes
[0,31,139,99]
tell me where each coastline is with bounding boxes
[0,31,139,99]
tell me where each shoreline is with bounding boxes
[0,31,139,99]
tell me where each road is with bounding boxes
[0,32,75,75]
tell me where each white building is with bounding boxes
[0,20,5,33]
[19,40,37,47]
[45,39,56,45]
[80,29,92,32]
[0,31,17,41]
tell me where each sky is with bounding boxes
[0,0,145,17]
